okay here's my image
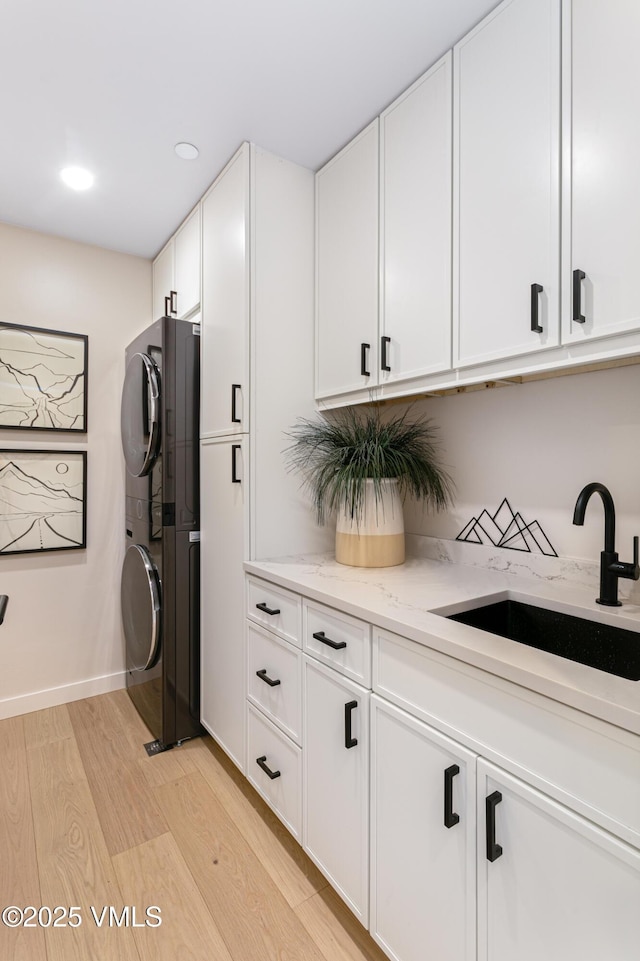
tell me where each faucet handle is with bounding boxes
[610,536,640,581]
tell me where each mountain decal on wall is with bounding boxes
[456,498,557,557]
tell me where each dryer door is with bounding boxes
[121,544,161,671]
[121,352,161,477]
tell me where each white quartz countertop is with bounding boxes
[244,551,640,736]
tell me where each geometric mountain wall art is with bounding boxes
[456,497,557,557]
[0,450,87,554]
[0,323,88,431]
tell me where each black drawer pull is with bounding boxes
[164,295,171,316]
[256,755,281,780]
[530,283,543,333]
[486,790,503,862]
[360,342,371,377]
[312,630,346,650]
[231,444,241,483]
[170,290,178,315]
[256,602,280,616]
[231,383,241,423]
[444,764,460,829]
[573,268,586,323]
[381,335,391,371]
[256,668,281,687]
[344,700,358,749]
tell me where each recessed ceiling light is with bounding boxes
[174,142,199,160]
[60,166,94,191]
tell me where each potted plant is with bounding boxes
[285,405,454,567]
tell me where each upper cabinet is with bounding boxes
[200,148,250,437]
[381,53,453,384]
[453,0,561,368]
[562,0,640,344]
[316,121,379,400]
[152,205,201,321]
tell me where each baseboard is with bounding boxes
[0,670,128,721]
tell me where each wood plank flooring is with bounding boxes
[0,691,388,961]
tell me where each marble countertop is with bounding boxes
[245,544,640,736]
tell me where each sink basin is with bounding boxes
[443,598,640,681]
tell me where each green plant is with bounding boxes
[284,405,454,525]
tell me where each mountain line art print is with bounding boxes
[0,324,87,431]
[456,497,557,557]
[0,451,87,554]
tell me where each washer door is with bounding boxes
[121,352,161,477]
[121,544,161,671]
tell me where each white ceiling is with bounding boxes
[1,0,498,259]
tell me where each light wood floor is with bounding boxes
[0,689,389,961]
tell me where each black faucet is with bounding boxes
[572,482,639,606]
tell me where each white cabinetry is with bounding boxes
[152,206,201,321]
[316,121,379,399]
[200,144,330,773]
[303,655,369,924]
[370,696,476,961]
[454,0,561,367]
[477,760,640,961]
[200,437,248,768]
[380,52,452,384]
[562,0,640,344]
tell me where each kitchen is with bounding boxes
[0,0,638,959]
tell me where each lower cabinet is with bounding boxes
[303,655,370,925]
[478,760,640,961]
[370,696,476,961]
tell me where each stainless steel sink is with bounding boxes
[439,597,640,681]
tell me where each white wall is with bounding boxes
[0,222,151,719]
[402,363,640,564]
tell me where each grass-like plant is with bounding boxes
[284,405,454,525]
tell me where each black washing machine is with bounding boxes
[120,316,202,748]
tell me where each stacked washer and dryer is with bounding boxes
[120,316,202,750]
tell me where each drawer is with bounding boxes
[304,599,371,687]
[247,622,302,745]
[247,704,302,840]
[373,627,640,847]
[247,576,301,647]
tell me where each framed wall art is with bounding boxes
[0,323,88,432]
[0,449,87,554]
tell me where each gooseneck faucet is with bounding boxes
[573,482,639,606]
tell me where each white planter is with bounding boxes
[335,478,405,568]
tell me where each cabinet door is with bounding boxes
[380,53,452,383]
[563,0,640,343]
[201,146,250,437]
[316,120,379,399]
[200,438,248,771]
[370,697,476,961]
[152,240,174,321]
[454,0,560,367]
[303,656,369,924]
[174,206,201,319]
[477,760,640,961]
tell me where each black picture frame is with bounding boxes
[0,322,88,432]
[0,449,87,555]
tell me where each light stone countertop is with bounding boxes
[245,541,640,737]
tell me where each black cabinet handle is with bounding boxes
[573,268,586,323]
[486,790,503,862]
[256,602,280,616]
[256,755,281,779]
[381,335,391,371]
[231,444,241,483]
[164,295,171,316]
[231,384,241,423]
[312,630,347,650]
[344,700,358,748]
[530,283,543,333]
[256,668,281,687]
[444,764,460,829]
[360,342,371,377]
[0,595,9,625]
[170,290,178,315]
